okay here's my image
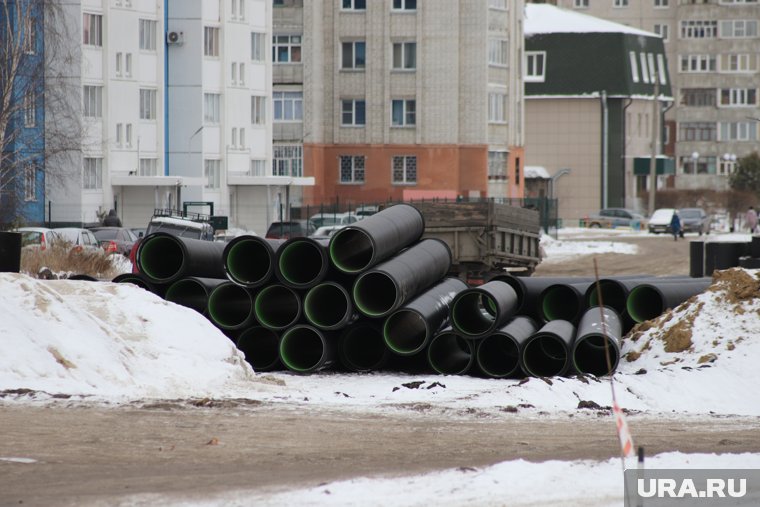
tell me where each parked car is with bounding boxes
[355,205,380,219]
[647,208,677,234]
[585,208,646,229]
[52,227,103,254]
[678,207,711,235]
[308,212,359,231]
[90,226,138,256]
[265,220,313,239]
[130,227,146,239]
[14,227,60,251]
[310,224,346,239]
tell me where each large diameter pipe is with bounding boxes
[689,241,704,278]
[450,280,518,339]
[626,278,712,323]
[223,235,284,288]
[353,238,452,318]
[207,281,257,330]
[279,325,337,373]
[236,326,282,372]
[520,320,576,378]
[572,306,622,376]
[164,277,227,315]
[490,275,594,321]
[427,328,474,375]
[275,237,330,289]
[539,282,594,323]
[111,272,166,297]
[704,241,749,276]
[476,316,538,378]
[254,284,302,330]
[339,322,390,372]
[304,281,358,331]
[136,232,226,284]
[329,203,425,274]
[383,277,469,356]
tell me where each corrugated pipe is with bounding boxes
[520,320,576,377]
[279,325,337,373]
[164,277,227,315]
[275,237,331,289]
[223,236,284,288]
[236,326,282,372]
[475,316,538,378]
[254,284,302,330]
[450,280,518,339]
[427,328,474,375]
[572,306,621,376]
[207,281,257,330]
[136,232,226,284]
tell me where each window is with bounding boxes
[574,0,589,7]
[614,0,629,7]
[24,164,35,201]
[231,127,238,148]
[342,41,366,69]
[720,54,757,72]
[654,24,669,42]
[239,128,245,148]
[24,90,35,128]
[126,123,133,146]
[647,53,656,82]
[488,92,506,123]
[231,0,245,20]
[273,91,303,121]
[488,39,507,66]
[22,15,34,54]
[139,89,157,120]
[392,0,417,10]
[679,122,717,141]
[654,0,669,6]
[720,20,758,38]
[639,53,650,82]
[629,51,639,82]
[720,88,757,106]
[251,32,265,61]
[139,158,158,176]
[391,99,416,126]
[83,86,102,118]
[204,26,220,57]
[239,63,245,85]
[392,156,417,184]
[273,35,301,63]
[116,123,123,145]
[204,93,221,123]
[83,158,103,189]
[657,54,668,84]
[525,51,546,82]
[339,155,365,183]
[342,0,366,9]
[125,53,132,77]
[680,20,718,38]
[719,122,758,141]
[720,0,758,3]
[231,62,238,84]
[204,160,220,189]
[393,42,416,70]
[250,159,267,177]
[488,151,507,179]
[680,54,716,72]
[139,19,157,50]
[342,99,366,126]
[251,95,266,124]
[83,13,103,46]
[116,52,122,76]
[681,88,716,106]
[273,145,303,177]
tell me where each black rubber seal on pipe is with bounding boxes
[236,327,282,372]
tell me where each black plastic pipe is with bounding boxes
[751,236,760,258]
[626,278,712,323]
[67,274,99,281]
[275,237,330,289]
[475,316,538,378]
[329,203,425,274]
[136,232,226,284]
[520,320,576,378]
[490,275,594,321]
[539,282,594,323]
[427,328,474,375]
[207,281,257,330]
[236,326,282,372]
[164,277,227,315]
[304,281,358,331]
[572,306,621,376]
[353,238,451,318]
[112,272,158,292]
[223,235,284,288]
[383,277,468,356]
[584,276,694,314]
[279,325,337,373]
[0,231,21,273]
[450,280,518,339]
[254,284,302,330]
[704,241,750,276]
[339,322,390,372]
[689,241,704,278]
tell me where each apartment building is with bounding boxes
[549,0,760,191]
[273,0,525,207]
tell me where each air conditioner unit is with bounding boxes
[166,31,184,45]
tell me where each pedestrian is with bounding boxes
[670,210,681,241]
[745,206,758,233]
[103,209,122,227]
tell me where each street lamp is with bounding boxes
[691,151,700,174]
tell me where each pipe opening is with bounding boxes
[542,286,580,322]
[255,285,301,329]
[353,272,399,317]
[573,335,618,376]
[226,239,273,286]
[477,333,520,378]
[279,241,326,286]
[165,279,208,314]
[236,327,280,371]
[626,285,664,323]
[139,236,184,281]
[588,281,627,313]
[428,332,473,375]
[341,326,387,371]
[113,275,151,290]
[452,292,497,336]
[329,229,374,273]
[304,283,350,328]
[384,310,429,355]
[208,284,253,328]
[522,335,567,377]
[280,327,325,372]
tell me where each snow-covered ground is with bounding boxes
[2,230,759,506]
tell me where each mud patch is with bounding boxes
[47,347,76,369]
[711,268,760,304]
[661,316,694,353]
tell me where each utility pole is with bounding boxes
[647,74,660,217]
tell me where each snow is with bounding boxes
[525,3,657,37]
[525,165,550,179]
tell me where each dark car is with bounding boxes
[265,220,313,239]
[678,208,711,235]
[90,226,138,256]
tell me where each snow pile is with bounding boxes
[540,233,638,263]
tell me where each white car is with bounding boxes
[647,208,677,234]
[52,227,103,254]
[14,227,61,251]
[308,212,358,230]
[310,225,346,238]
